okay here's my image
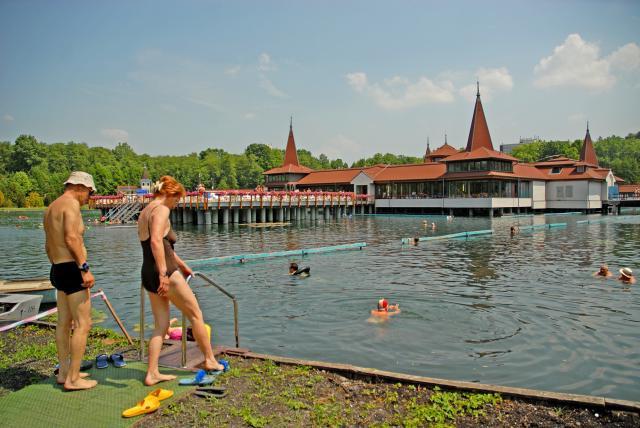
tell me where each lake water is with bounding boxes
[1,209,639,401]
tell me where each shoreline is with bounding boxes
[1,323,638,427]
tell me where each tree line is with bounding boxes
[1,132,638,207]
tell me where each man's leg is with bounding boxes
[55,290,72,384]
[64,289,97,390]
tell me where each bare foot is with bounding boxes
[203,360,224,372]
[57,372,90,385]
[64,377,97,391]
[144,373,176,386]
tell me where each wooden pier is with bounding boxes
[90,191,375,224]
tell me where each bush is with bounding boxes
[24,191,44,207]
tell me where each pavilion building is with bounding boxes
[263,86,621,216]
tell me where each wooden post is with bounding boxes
[99,289,134,345]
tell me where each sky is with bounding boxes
[1,0,639,163]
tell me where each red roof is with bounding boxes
[263,164,313,175]
[372,163,447,182]
[465,87,494,151]
[425,143,459,161]
[579,127,598,167]
[535,165,609,181]
[619,184,640,193]
[442,147,518,162]
[297,169,368,185]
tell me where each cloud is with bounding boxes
[101,128,129,142]
[608,43,640,71]
[258,53,276,72]
[244,112,256,120]
[533,34,640,90]
[259,75,288,98]
[225,65,241,76]
[459,67,513,101]
[345,72,454,110]
[3,114,14,122]
[184,97,224,111]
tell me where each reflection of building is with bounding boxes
[262,85,622,216]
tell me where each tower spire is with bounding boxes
[465,82,494,152]
[580,123,598,166]
[283,119,300,166]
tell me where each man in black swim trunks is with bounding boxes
[44,171,97,391]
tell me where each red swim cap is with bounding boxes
[377,299,388,310]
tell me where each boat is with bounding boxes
[0,278,57,304]
[0,293,43,325]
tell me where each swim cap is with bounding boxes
[377,299,388,310]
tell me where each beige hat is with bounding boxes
[619,267,633,278]
[64,171,97,192]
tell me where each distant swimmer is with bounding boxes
[411,237,419,246]
[289,262,310,277]
[370,298,400,317]
[593,264,613,278]
[17,215,28,220]
[510,226,519,236]
[431,222,436,230]
[618,267,636,284]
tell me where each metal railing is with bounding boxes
[139,271,240,368]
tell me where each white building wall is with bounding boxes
[532,181,546,209]
[545,180,603,209]
[351,172,374,195]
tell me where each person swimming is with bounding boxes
[593,264,613,278]
[411,237,419,246]
[289,262,310,277]
[618,267,636,284]
[370,298,400,316]
[510,226,519,236]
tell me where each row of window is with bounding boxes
[447,160,513,173]
[375,180,532,199]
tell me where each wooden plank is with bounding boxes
[239,352,629,409]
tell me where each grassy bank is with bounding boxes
[1,324,638,427]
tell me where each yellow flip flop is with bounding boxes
[146,388,174,401]
[122,396,160,418]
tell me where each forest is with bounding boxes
[0,132,638,207]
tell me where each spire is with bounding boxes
[579,123,598,166]
[465,82,494,152]
[426,137,431,154]
[283,119,300,166]
[445,133,447,145]
[141,165,149,180]
[476,80,480,97]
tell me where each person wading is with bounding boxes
[44,171,97,391]
[138,175,224,386]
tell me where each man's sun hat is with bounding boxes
[64,171,97,192]
[619,267,633,278]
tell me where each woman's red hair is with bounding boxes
[154,175,186,198]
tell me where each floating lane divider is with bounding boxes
[401,229,493,245]
[518,222,567,230]
[544,211,583,216]
[187,242,367,266]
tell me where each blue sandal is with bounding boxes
[96,354,109,369]
[179,369,215,386]
[109,353,126,368]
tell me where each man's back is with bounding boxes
[44,195,85,264]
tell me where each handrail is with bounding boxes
[139,272,240,368]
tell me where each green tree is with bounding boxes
[9,135,43,172]
[24,191,45,207]
[0,189,4,207]
[5,171,34,207]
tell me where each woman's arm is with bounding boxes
[173,253,193,277]
[149,205,171,296]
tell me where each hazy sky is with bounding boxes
[1,1,639,162]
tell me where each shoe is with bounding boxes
[109,353,126,368]
[179,369,215,386]
[146,388,173,401]
[194,386,227,399]
[122,396,160,418]
[96,354,109,369]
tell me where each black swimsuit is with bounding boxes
[140,205,179,294]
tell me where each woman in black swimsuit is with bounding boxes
[138,175,224,386]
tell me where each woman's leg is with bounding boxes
[168,272,224,371]
[145,291,176,385]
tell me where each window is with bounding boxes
[565,185,573,198]
[576,166,585,173]
[551,167,562,174]
[556,186,564,198]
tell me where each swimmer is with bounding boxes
[431,222,436,230]
[370,298,400,317]
[618,267,636,284]
[593,264,613,278]
[289,262,310,277]
[411,237,419,246]
[510,226,519,236]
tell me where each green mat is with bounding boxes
[0,361,193,428]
